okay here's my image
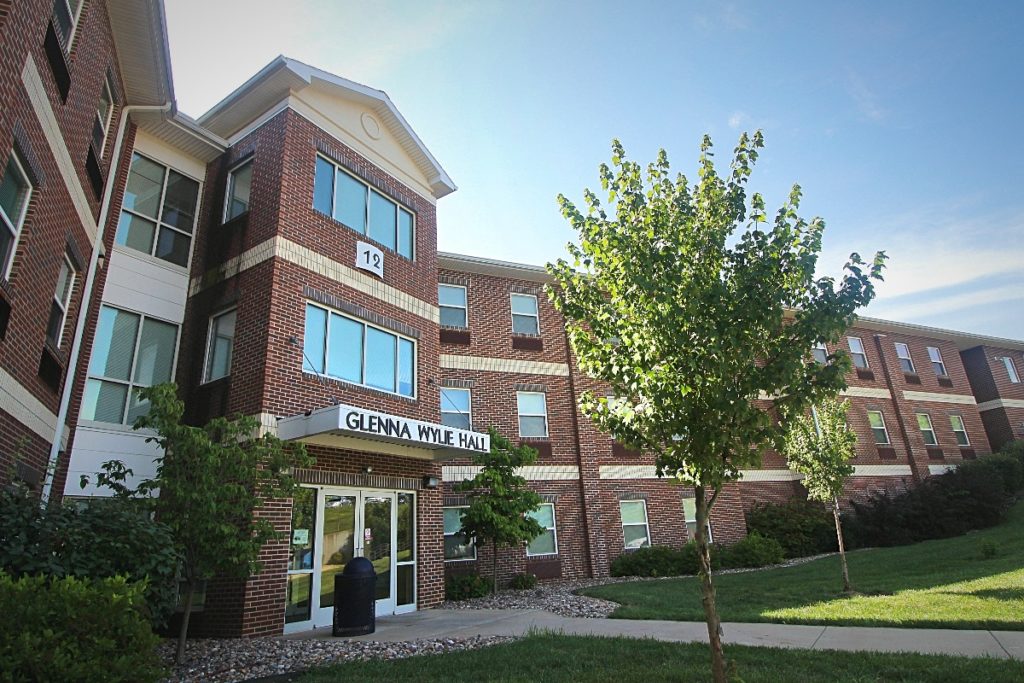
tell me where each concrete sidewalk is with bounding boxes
[289,608,1024,660]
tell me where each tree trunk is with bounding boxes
[492,545,499,594]
[176,578,197,664]
[833,498,851,593]
[694,485,727,683]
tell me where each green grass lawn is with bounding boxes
[294,633,1024,682]
[582,499,1024,629]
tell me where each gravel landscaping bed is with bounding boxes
[160,635,514,683]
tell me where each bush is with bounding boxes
[718,532,785,569]
[843,458,1013,549]
[445,573,491,601]
[508,572,538,590]
[745,499,838,558]
[999,439,1024,468]
[610,545,686,577]
[962,453,1023,495]
[0,572,164,682]
[0,486,179,626]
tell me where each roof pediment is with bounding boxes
[198,57,455,199]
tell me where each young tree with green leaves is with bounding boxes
[455,428,545,594]
[93,383,313,663]
[783,397,857,592]
[547,133,885,682]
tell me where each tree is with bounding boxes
[455,428,545,594]
[783,397,857,592]
[547,134,885,682]
[100,383,313,663]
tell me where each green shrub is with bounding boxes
[718,532,785,569]
[610,545,684,577]
[508,572,538,590]
[999,439,1024,468]
[745,499,838,558]
[0,572,164,682]
[445,573,491,600]
[0,487,179,627]
[961,454,1023,495]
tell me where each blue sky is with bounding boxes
[165,0,1023,340]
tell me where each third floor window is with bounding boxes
[439,284,467,328]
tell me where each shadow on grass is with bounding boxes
[582,500,1024,630]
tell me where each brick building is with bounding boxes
[1,0,1021,638]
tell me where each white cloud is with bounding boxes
[846,70,885,122]
[728,111,749,129]
[870,283,1022,321]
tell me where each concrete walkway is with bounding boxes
[290,608,1024,661]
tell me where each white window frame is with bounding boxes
[867,410,890,445]
[115,152,201,269]
[46,254,76,347]
[53,0,85,51]
[517,391,549,438]
[683,498,713,543]
[1001,357,1021,384]
[894,342,915,374]
[619,499,651,550]
[314,154,415,260]
[526,502,558,557]
[443,506,476,562]
[927,346,948,377]
[438,284,468,329]
[439,387,471,430]
[303,302,417,399]
[94,76,114,158]
[847,336,869,369]
[202,307,237,384]
[916,413,937,447]
[0,152,32,280]
[510,293,540,336]
[83,305,180,426]
[811,341,828,365]
[950,414,970,447]
[223,158,253,222]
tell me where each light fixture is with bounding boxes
[422,475,440,489]
[364,466,373,474]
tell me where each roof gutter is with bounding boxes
[41,101,174,503]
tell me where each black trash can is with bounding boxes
[333,556,376,636]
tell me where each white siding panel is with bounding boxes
[64,425,162,497]
[104,247,189,322]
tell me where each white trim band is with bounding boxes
[976,398,1024,412]
[738,469,804,482]
[841,387,893,399]
[440,354,570,377]
[599,465,658,480]
[928,464,955,475]
[443,465,579,482]
[852,464,913,477]
[902,391,976,405]
[0,368,59,443]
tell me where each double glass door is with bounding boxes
[285,487,416,632]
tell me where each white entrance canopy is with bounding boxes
[277,403,490,461]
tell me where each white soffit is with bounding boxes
[197,56,456,199]
[106,0,174,106]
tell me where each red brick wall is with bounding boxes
[961,345,1024,450]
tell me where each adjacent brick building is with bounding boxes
[2,0,1021,638]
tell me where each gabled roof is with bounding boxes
[197,56,456,199]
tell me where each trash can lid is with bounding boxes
[342,556,376,577]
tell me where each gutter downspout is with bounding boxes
[41,102,174,503]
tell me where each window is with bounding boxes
[1001,357,1021,384]
[93,77,114,157]
[683,498,712,543]
[0,152,32,279]
[526,503,557,556]
[927,346,947,377]
[510,294,540,335]
[224,160,252,221]
[438,284,467,328]
[443,507,475,561]
[52,0,84,49]
[916,413,937,446]
[950,415,970,447]
[867,410,890,445]
[303,303,416,397]
[82,306,178,424]
[895,342,915,374]
[619,500,650,549]
[847,336,868,369]
[440,387,471,429]
[115,153,200,267]
[811,341,828,365]
[46,255,76,347]
[517,391,548,437]
[203,309,236,383]
[313,155,414,259]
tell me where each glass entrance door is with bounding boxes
[282,487,414,632]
